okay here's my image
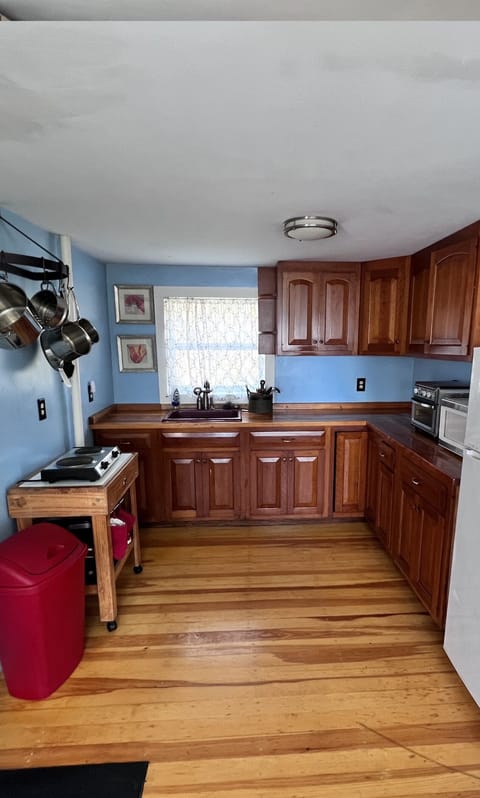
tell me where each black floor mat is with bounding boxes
[0,761,149,798]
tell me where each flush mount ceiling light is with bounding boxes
[283,216,337,241]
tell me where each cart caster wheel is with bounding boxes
[133,564,143,574]
[106,620,117,632]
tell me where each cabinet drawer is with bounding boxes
[95,430,155,450]
[377,439,395,470]
[399,457,447,513]
[248,430,326,449]
[160,431,241,450]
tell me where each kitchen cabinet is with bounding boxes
[365,430,396,550]
[248,429,329,519]
[392,449,457,626]
[160,431,242,521]
[407,237,478,358]
[425,238,477,357]
[277,261,360,355]
[333,430,367,517]
[93,429,159,524]
[359,256,410,355]
[258,266,277,355]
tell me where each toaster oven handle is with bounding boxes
[412,400,433,409]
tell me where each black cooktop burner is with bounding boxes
[74,446,102,455]
[56,455,95,467]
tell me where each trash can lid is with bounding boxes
[0,523,85,588]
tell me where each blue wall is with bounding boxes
[105,263,258,403]
[106,262,472,404]
[0,210,113,539]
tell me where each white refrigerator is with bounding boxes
[444,347,480,704]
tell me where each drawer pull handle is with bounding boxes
[122,477,128,486]
[411,478,420,486]
[282,438,294,443]
[379,452,385,458]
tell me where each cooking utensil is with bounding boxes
[0,282,42,349]
[77,317,99,344]
[60,321,92,356]
[30,282,68,329]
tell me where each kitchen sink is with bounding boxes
[162,408,242,422]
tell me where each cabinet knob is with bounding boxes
[319,339,324,344]
[312,339,318,344]
[282,457,287,462]
[395,339,400,344]
[195,458,201,463]
[411,478,420,486]
[379,452,385,458]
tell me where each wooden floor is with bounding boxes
[1,522,480,797]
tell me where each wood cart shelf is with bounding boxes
[7,453,142,631]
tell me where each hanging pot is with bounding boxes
[40,328,81,371]
[30,282,68,329]
[0,282,42,349]
[77,317,99,344]
[60,321,92,356]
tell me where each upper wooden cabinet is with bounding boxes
[277,261,361,355]
[258,266,277,355]
[407,232,480,359]
[359,257,410,355]
[426,238,477,357]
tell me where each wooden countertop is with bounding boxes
[89,404,463,482]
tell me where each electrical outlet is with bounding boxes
[37,398,47,420]
[88,381,95,403]
[356,377,366,392]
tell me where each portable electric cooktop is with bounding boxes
[39,445,121,483]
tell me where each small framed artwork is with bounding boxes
[114,285,155,324]
[117,335,157,372]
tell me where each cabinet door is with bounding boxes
[319,267,360,354]
[414,497,446,626]
[365,432,379,526]
[425,238,477,357]
[289,449,326,517]
[394,482,418,581]
[406,254,430,355]
[376,461,395,552]
[249,451,286,517]
[203,451,241,519]
[333,431,367,516]
[163,453,201,520]
[93,429,158,523]
[359,257,409,355]
[278,270,320,353]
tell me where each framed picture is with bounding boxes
[117,335,157,372]
[114,285,155,324]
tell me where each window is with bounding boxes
[154,286,274,403]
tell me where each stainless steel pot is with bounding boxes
[77,317,99,344]
[60,321,92,356]
[30,283,68,329]
[0,282,42,349]
[40,327,81,370]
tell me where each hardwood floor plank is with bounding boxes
[1,522,480,796]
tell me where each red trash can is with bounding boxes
[0,523,87,700]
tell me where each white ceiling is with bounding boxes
[1,3,480,266]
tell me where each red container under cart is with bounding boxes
[0,523,87,699]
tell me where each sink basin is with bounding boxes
[162,408,242,422]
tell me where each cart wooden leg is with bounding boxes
[128,482,142,570]
[91,515,117,626]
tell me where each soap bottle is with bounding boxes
[172,388,180,407]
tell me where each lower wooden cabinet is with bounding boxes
[93,429,160,524]
[365,430,396,550]
[391,450,457,627]
[333,430,367,516]
[160,431,242,521]
[247,430,328,519]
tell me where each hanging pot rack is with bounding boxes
[0,251,69,282]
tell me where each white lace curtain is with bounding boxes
[163,296,264,401]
